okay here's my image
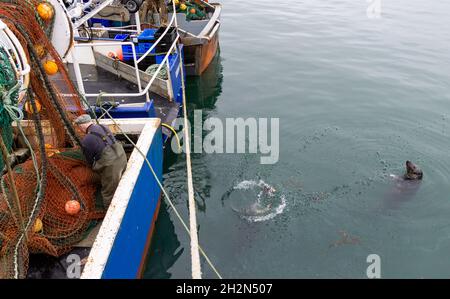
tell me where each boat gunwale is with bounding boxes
[80,118,161,279]
[178,3,221,46]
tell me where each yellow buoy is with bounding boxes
[174,0,180,5]
[43,60,58,75]
[37,2,54,21]
[24,99,42,114]
[34,218,43,233]
[45,143,60,157]
[180,3,187,10]
[35,44,46,59]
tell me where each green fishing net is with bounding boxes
[0,48,18,171]
[168,1,208,21]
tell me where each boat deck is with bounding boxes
[64,64,180,136]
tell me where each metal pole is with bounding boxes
[135,12,142,33]
[71,49,86,96]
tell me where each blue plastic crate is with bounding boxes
[138,42,155,54]
[90,18,112,27]
[122,44,134,55]
[138,29,157,42]
[114,34,129,42]
[122,53,143,61]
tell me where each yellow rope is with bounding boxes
[161,123,181,150]
[99,107,223,279]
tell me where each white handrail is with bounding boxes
[136,12,177,64]
[75,40,143,94]
[74,35,180,98]
[73,0,115,28]
[72,4,179,99]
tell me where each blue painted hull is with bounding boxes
[102,128,163,278]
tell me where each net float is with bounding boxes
[33,218,43,233]
[180,3,187,10]
[43,60,58,75]
[189,8,196,14]
[37,2,54,21]
[35,44,46,58]
[24,99,42,114]
[65,200,81,216]
[45,144,60,157]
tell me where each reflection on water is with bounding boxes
[144,51,224,278]
[143,200,183,279]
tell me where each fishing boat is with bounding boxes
[171,1,222,76]
[0,0,187,279]
[26,118,163,279]
[60,0,221,76]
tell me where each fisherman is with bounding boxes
[74,114,128,208]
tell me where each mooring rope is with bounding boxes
[97,107,222,279]
[177,49,202,279]
[170,0,202,279]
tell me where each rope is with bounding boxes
[171,0,202,280]
[8,20,82,147]
[98,107,222,279]
[161,123,181,150]
[0,38,49,278]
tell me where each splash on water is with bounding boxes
[226,180,287,222]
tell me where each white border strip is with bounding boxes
[81,118,161,279]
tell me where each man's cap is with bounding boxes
[74,114,92,125]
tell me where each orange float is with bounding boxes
[43,60,58,75]
[35,44,46,58]
[44,143,60,157]
[24,99,42,114]
[37,2,54,21]
[65,200,81,216]
[33,218,43,233]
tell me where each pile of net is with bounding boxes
[0,0,105,278]
[168,0,208,21]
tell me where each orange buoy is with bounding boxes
[33,218,43,233]
[43,60,58,75]
[35,44,46,58]
[24,99,42,114]
[65,200,81,216]
[45,143,60,157]
[189,8,196,14]
[116,48,123,61]
[37,2,54,21]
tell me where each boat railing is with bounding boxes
[71,10,181,103]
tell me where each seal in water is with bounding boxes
[386,160,423,208]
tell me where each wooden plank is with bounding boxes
[93,52,171,100]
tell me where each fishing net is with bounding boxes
[0,1,105,278]
[168,0,207,21]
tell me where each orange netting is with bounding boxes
[0,1,104,278]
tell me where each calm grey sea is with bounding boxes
[145,0,450,278]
